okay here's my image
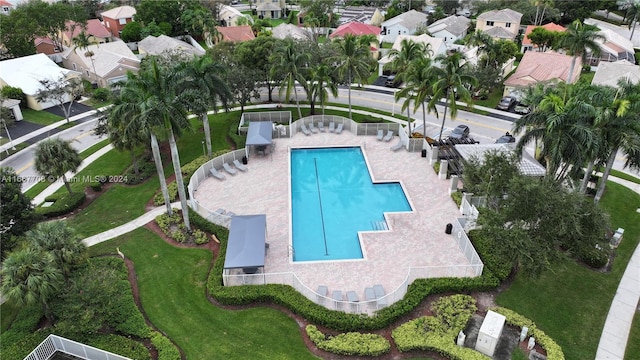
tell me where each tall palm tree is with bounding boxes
[427,53,478,141]
[1,247,63,321]
[561,20,605,84]
[308,63,338,115]
[175,56,232,158]
[73,30,98,85]
[386,39,428,129]
[270,39,311,119]
[395,56,436,138]
[28,221,86,279]
[34,138,82,194]
[330,33,374,119]
[594,79,640,203]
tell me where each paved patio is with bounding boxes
[194,130,472,302]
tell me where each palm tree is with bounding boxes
[386,39,428,129]
[34,138,82,194]
[395,56,436,138]
[308,63,338,115]
[270,39,311,119]
[1,247,63,321]
[175,56,232,158]
[330,33,374,119]
[620,0,640,40]
[561,20,605,84]
[427,53,478,141]
[73,30,98,85]
[594,79,640,203]
[28,221,86,279]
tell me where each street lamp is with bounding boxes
[201,139,206,157]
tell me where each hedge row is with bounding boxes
[151,331,181,360]
[306,325,391,356]
[492,307,565,360]
[36,192,86,218]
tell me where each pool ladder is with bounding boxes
[288,245,295,260]
[371,220,388,231]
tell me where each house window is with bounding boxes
[2,6,9,11]
[506,22,511,28]
[119,18,126,25]
[486,21,494,26]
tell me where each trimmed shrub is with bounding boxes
[468,230,512,282]
[306,325,391,356]
[451,191,463,207]
[154,182,179,206]
[578,246,609,269]
[92,88,110,102]
[36,192,86,218]
[123,160,156,185]
[151,331,181,360]
[1,86,27,108]
[90,182,103,192]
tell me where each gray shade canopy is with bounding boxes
[246,121,273,146]
[224,215,267,269]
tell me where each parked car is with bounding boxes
[385,75,399,88]
[449,125,470,140]
[514,104,531,115]
[497,96,517,111]
[495,133,516,143]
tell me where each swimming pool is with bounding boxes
[291,147,412,261]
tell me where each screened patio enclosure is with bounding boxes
[222,215,268,286]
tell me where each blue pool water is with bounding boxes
[291,147,411,261]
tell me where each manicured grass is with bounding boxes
[0,302,20,332]
[21,109,63,125]
[81,98,111,109]
[0,142,30,161]
[599,168,640,185]
[91,228,316,360]
[626,312,640,360]
[473,86,505,109]
[497,182,640,360]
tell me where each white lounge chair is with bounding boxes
[209,168,226,180]
[317,285,328,302]
[390,141,403,151]
[346,291,358,302]
[223,162,237,175]
[233,159,248,172]
[377,129,384,141]
[226,211,236,217]
[309,122,319,133]
[332,290,343,309]
[329,122,335,132]
[300,123,311,136]
[383,130,394,142]
[365,287,375,302]
[373,285,387,308]
[336,123,344,134]
[318,122,326,132]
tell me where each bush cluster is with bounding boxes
[123,160,157,185]
[156,212,210,245]
[36,192,86,218]
[305,325,391,356]
[153,182,179,206]
[578,246,609,269]
[468,230,512,282]
[151,331,181,360]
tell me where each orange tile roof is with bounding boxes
[504,51,580,87]
[216,25,255,43]
[0,0,13,7]
[65,20,111,41]
[329,21,380,38]
[522,23,566,46]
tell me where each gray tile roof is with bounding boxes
[139,35,205,57]
[428,15,470,37]
[484,26,516,39]
[455,144,546,177]
[477,9,522,22]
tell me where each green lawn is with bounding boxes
[21,109,63,125]
[627,312,640,360]
[497,182,640,360]
[89,228,316,360]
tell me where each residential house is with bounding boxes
[378,34,447,76]
[427,15,470,44]
[215,26,256,43]
[476,9,522,41]
[254,0,285,19]
[586,28,636,66]
[337,6,380,25]
[381,10,428,44]
[272,23,312,41]
[503,51,580,97]
[61,40,139,88]
[138,35,205,58]
[34,37,57,55]
[329,21,381,58]
[100,5,136,38]
[591,61,640,87]
[62,20,112,47]
[219,4,253,27]
[0,0,13,15]
[0,53,81,110]
[521,22,565,52]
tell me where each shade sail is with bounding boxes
[224,215,267,269]
[246,121,273,146]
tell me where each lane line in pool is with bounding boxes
[313,157,329,256]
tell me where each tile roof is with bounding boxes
[477,9,522,22]
[329,21,380,38]
[0,0,13,7]
[65,20,111,42]
[455,144,546,177]
[100,5,136,20]
[0,53,80,95]
[138,35,205,57]
[504,51,579,88]
[484,26,516,39]
[592,61,640,87]
[272,23,311,40]
[64,40,139,77]
[378,34,445,65]
[382,9,428,30]
[428,15,470,37]
[522,23,565,46]
[216,26,255,42]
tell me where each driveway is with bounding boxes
[45,101,94,119]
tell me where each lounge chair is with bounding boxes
[332,290,343,309]
[335,123,344,134]
[300,123,311,136]
[233,159,248,172]
[317,285,328,302]
[226,211,236,217]
[223,162,237,175]
[346,291,358,302]
[318,122,326,132]
[383,130,394,142]
[373,285,387,308]
[390,141,404,151]
[214,208,226,215]
[377,129,384,141]
[365,287,376,302]
[329,122,335,132]
[209,168,226,180]
[309,122,319,133]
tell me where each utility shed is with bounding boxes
[475,310,506,356]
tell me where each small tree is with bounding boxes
[35,75,84,123]
[0,167,40,257]
[28,221,86,279]
[34,138,82,194]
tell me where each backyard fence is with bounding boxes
[24,334,130,360]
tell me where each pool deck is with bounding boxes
[194,130,471,302]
